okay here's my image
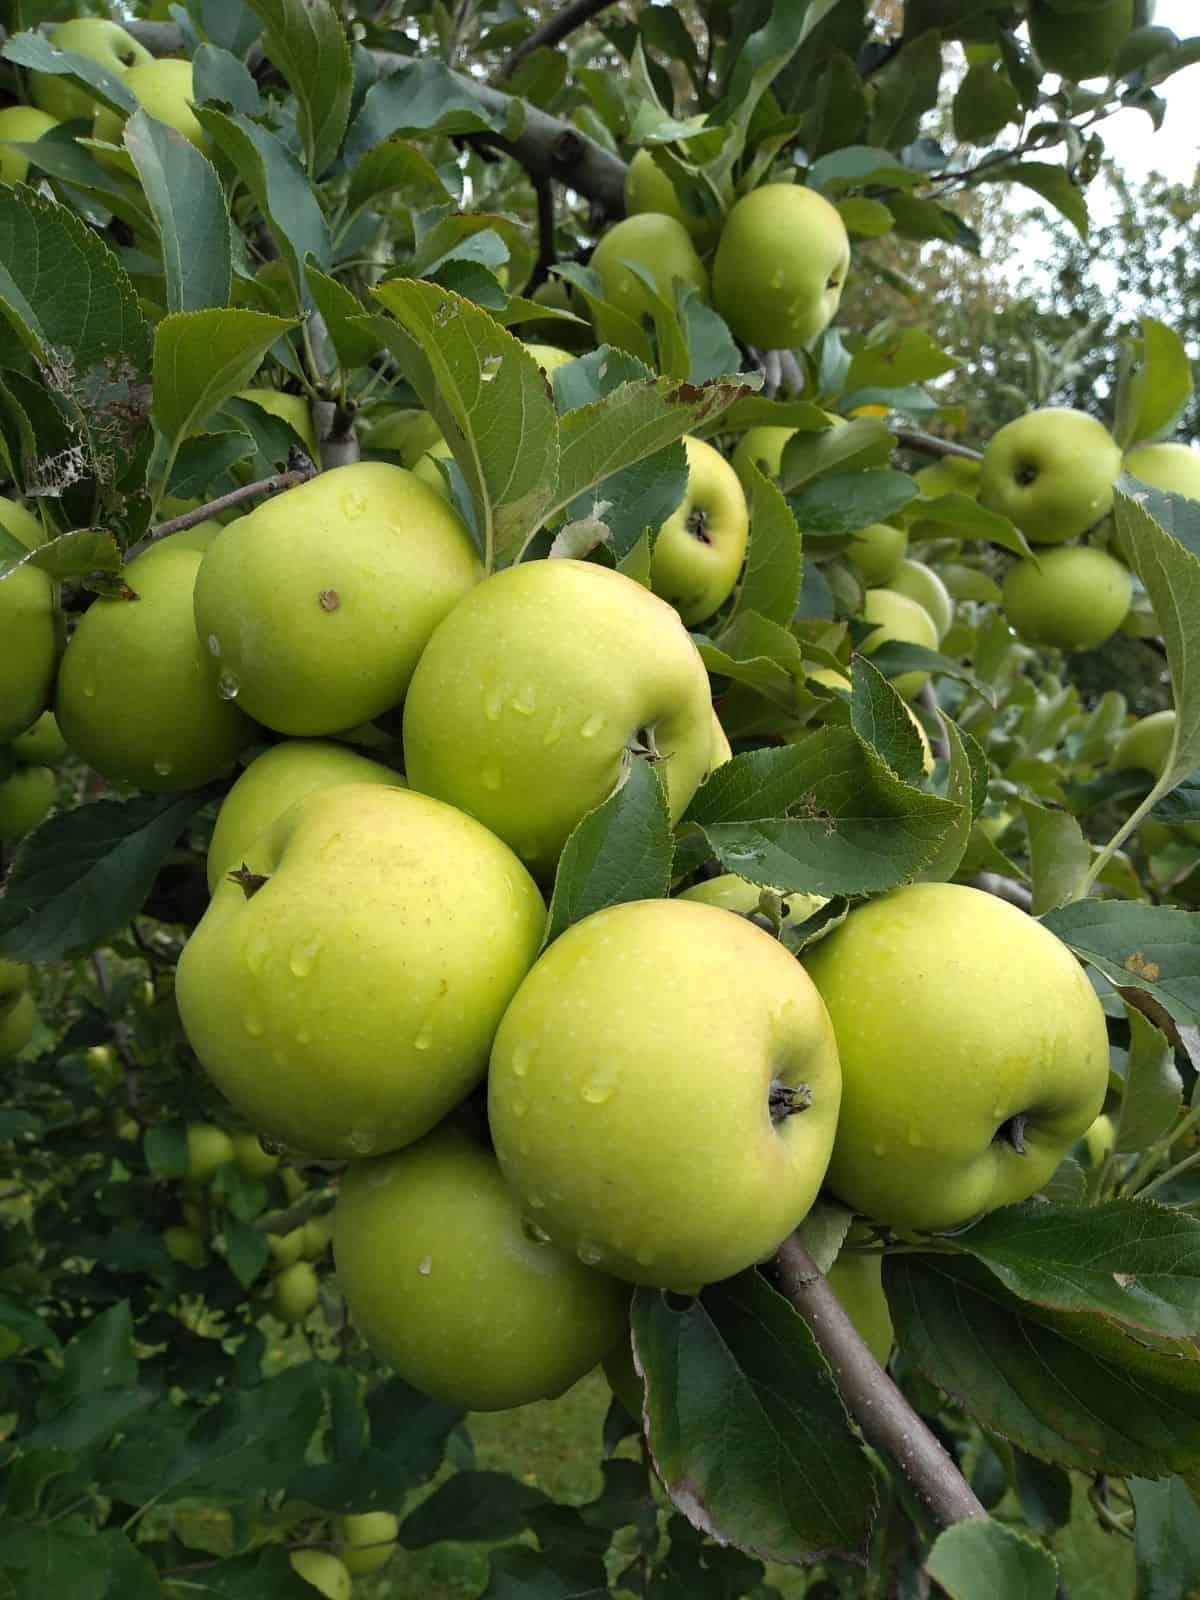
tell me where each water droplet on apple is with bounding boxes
[348,1129,375,1154]
[581,1075,614,1105]
[207,633,221,657]
[244,927,270,975]
[872,1141,887,1157]
[576,1240,604,1266]
[527,1191,545,1209]
[289,937,321,978]
[340,491,368,520]
[82,682,96,698]
[481,760,502,791]
[770,268,785,290]
[579,711,606,739]
[418,1254,433,1274]
[510,1096,528,1119]
[510,1043,533,1078]
[216,670,240,701]
[510,684,537,715]
[484,687,504,721]
[521,1217,550,1244]
[413,1022,434,1051]
[152,757,173,777]
[243,1014,265,1038]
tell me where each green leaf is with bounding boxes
[1129,1476,1200,1600]
[0,1525,162,1600]
[926,1519,1058,1600]
[716,396,830,435]
[836,196,895,236]
[1114,316,1194,450]
[683,732,959,897]
[849,654,926,785]
[124,110,231,314]
[952,61,1020,145]
[345,59,503,163]
[0,527,120,583]
[779,418,895,490]
[8,126,154,236]
[808,144,921,193]
[62,1302,137,1395]
[868,30,943,148]
[304,261,378,370]
[0,790,214,962]
[901,489,1036,559]
[788,468,916,535]
[151,307,296,453]
[1,30,137,117]
[246,0,352,177]
[368,282,558,569]
[886,1252,1200,1480]
[545,759,673,947]
[700,610,808,709]
[1042,900,1200,1042]
[346,137,452,221]
[632,1272,876,1563]
[978,161,1089,240]
[193,41,263,116]
[916,711,975,882]
[1020,800,1090,914]
[400,1470,548,1547]
[166,430,254,498]
[563,439,688,565]
[951,1199,1200,1340]
[728,462,804,628]
[1114,1003,1183,1154]
[844,329,958,395]
[1153,771,1200,825]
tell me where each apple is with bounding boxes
[911,456,982,502]
[30,18,152,122]
[186,1122,235,1182]
[846,523,907,586]
[239,387,320,464]
[272,1260,320,1323]
[163,1225,210,1269]
[1124,441,1200,500]
[825,1238,893,1367]
[56,542,254,791]
[800,882,1109,1231]
[0,503,57,744]
[359,408,444,465]
[650,436,749,624]
[193,463,481,736]
[731,426,798,485]
[290,1550,352,1600]
[93,58,206,153]
[403,559,714,879]
[1082,1112,1116,1167]
[300,1215,333,1259]
[712,184,851,351]
[340,1511,399,1576]
[522,342,574,375]
[1002,545,1132,651]
[1112,709,1175,776]
[176,784,546,1159]
[678,873,827,926]
[206,739,402,894]
[588,213,709,333]
[708,709,732,773]
[1029,0,1134,80]
[267,1228,308,1269]
[231,1130,280,1178]
[0,991,34,1058]
[10,711,67,766]
[0,765,54,841]
[0,107,60,186]
[860,589,939,700]
[979,408,1122,544]
[85,1043,123,1094]
[0,960,28,1011]
[888,558,954,640]
[334,1124,628,1410]
[411,438,454,501]
[488,898,841,1292]
[624,148,716,247]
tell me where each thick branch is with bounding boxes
[498,0,618,82]
[149,465,316,540]
[893,429,983,462]
[969,873,1034,912]
[773,1236,987,1529]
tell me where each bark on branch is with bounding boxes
[773,1236,988,1529]
[893,429,983,463]
[969,872,1034,912]
[149,464,317,541]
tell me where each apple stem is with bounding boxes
[228,865,271,900]
[768,1081,812,1122]
[773,1236,987,1528]
[995,1112,1028,1155]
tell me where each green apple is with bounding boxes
[206,739,402,893]
[712,184,851,350]
[300,1214,333,1260]
[860,588,939,700]
[0,107,60,185]
[186,1121,235,1182]
[0,991,34,1058]
[489,898,841,1292]
[411,438,453,501]
[650,436,749,624]
[10,711,67,766]
[1112,708,1175,775]
[85,1043,123,1094]
[678,873,827,926]
[1029,0,1134,79]
[57,542,254,791]
[290,1550,352,1600]
[912,456,982,502]
[731,426,798,485]
[194,463,481,736]
[708,709,732,773]
[334,1124,629,1410]
[230,1130,280,1177]
[0,959,28,1012]
[176,784,545,1159]
[340,1512,399,1576]
[624,148,716,247]
[846,523,907,586]
[979,408,1122,544]
[239,387,320,464]
[403,559,713,879]
[888,558,954,640]
[0,502,57,743]
[163,1225,210,1269]
[589,213,709,332]
[93,58,206,153]
[1124,441,1200,500]
[825,1240,893,1367]
[267,1228,307,1269]
[522,342,574,375]
[1002,545,1132,650]
[800,882,1109,1231]
[31,18,152,122]
[359,407,444,465]
[272,1260,320,1323]
[0,765,54,841]
[1082,1111,1116,1167]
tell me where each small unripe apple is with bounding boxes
[85,1043,123,1094]
[289,1549,352,1600]
[712,184,851,350]
[624,148,716,247]
[0,991,34,1058]
[163,1225,210,1269]
[888,558,954,640]
[300,1215,334,1259]
[0,107,60,186]
[0,765,55,842]
[650,436,749,624]
[860,589,939,700]
[185,1122,235,1183]
[980,409,1122,544]
[731,426,798,485]
[267,1228,308,1269]
[846,523,907,586]
[411,438,454,501]
[1082,1112,1116,1168]
[10,711,67,766]
[231,1131,280,1178]
[0,959,29,1011]
[272,1260,320,1323]
[0,509,57,743]
[522,342,574,375]
[339,1511,399,1576]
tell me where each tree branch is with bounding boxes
[773,1236,987,1530]
[969,873,1034,912]
[530,170,557,291]
[917,683,951,764]
[893,429,983,462]
[148,464,317,541]
[497,0,618,82]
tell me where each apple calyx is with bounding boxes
[1014,462,1038,487]
[769,1080,813,1123]
[624,725,669,763]
[994,1111,1028,1155]
[686,507,713,546]
[228,864,271,900]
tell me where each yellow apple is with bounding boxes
[1082,1111,1116,1167]
[825,1240,893,1367]
[411,437,453,501]
[979,408,1122,544]
[522,342,574,374]
[193,463,481,736]
[230,1131,280,1178]
[678,873,826,925]
[31,18,152,123]
[650,436,749,624]
[290,1550,352,1600]
[267,1228,307,1269]
[93,58,206,153]
[488,898,842,1292]
[358,408,444,465]
[712,184,851,350]
[176,785,546,1159]
[0,107,60,185]
[708,709,732,773]
[860,588,939,700]
[1002,546,1132,651]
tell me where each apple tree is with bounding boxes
[3,0,1200,1596]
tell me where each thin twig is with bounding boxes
[773,1236,987,1529]
[148,465,317,541]
[530,171,557,291]
[969,873,1034,912]
[917,683,951,764]
[498,0,618,82]
[893,429,983,462]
